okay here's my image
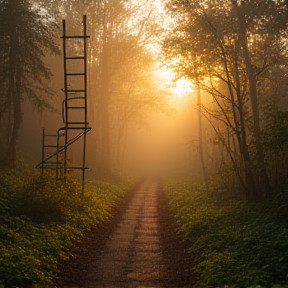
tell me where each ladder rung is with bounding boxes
[64,89,86,93]
[66,73,85,76]
[67,166,90,170]
[67,96,85,100]
[65,56,85,60]
[61,35,90,39]
[67,106,85,109]
[44,145,58,148]
[44,149,64,152]
[46,134,57,137]
[66,122,89,125]
[44,144,65,147]
[58,126,91,130]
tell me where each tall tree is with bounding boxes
[0,0,59,167]
[163,0,288,199]
[109,45,169,171]
[89,0,165,174]
[63,0,167,175]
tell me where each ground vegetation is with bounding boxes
[0,168,131,288]
[164,177,288,288]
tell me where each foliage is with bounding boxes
[162,0,288,200]
[260,103,288,192]
[0,0,60,167]
[61,0,170,173]
[0,0,60,111]
[164,178,288,288]
[0,169,131,288]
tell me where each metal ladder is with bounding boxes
[36,15,91,195]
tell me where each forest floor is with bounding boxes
[54,180,198,288]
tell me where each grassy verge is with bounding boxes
[0,169,132,288]
[164,178,288,288]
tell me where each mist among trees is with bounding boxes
[0,0,288,200]
[1,1,288,287]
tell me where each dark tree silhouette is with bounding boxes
[0,0,59,167]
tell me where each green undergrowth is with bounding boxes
[164,178,288,288]
[0,169,132,288]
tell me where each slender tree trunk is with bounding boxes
[196,86,207,184]
[99,14,111,174]
[100,68,111,173]
[2,20,22,168]
[115,120,124,170]
[233,1,270,197]
[120,125,128,173]
[4,67,22,168]
[233,44,257,200]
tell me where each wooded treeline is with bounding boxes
[1,0,288,201]
[163,0,288,200]
[0,0,169,175]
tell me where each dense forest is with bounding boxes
[1,0,288,287]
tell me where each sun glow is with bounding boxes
[172,78,194,98]
[128,0,194,101]
[155,66,194,99]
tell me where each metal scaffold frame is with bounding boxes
[36,15,91,195]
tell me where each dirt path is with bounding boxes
[55,181,198,288]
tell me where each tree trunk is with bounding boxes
[4,67,22,168]
[2,20,22,168]
[98,15,111,174]
[233,1,270,197]
[196,86,208,184]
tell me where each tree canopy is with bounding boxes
[162,0,288,199]
[0,0,60,167]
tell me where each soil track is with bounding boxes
[54,180,198,288]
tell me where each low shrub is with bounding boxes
[0,169,131,288]
[164,178,288,288]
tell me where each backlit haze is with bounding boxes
[19,0,204,180]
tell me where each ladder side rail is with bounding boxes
[56,129,60,180]
[41,128,45,175]
[62,19,69,182]
[82,15,88,196]
[62,19,68,125]
[83,21,89,196]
